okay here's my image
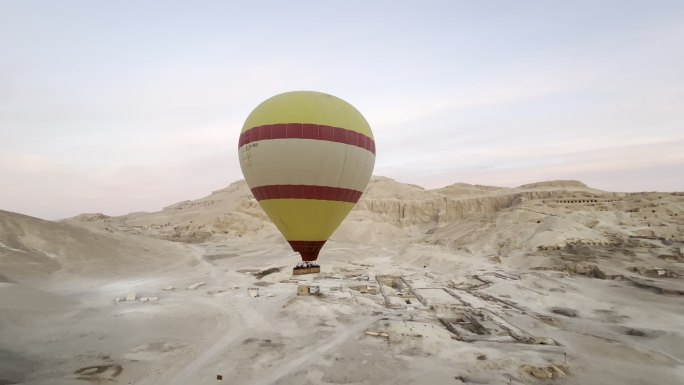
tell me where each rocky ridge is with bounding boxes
[61,176,683,255]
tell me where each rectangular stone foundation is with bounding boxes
[293,267,321,275]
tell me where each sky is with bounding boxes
[1,1,683,220]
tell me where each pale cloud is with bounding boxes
[1,1,683,219]
[369,78,578,129]
[380,140,684,191]
[0,149,241,219]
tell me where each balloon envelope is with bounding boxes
[238,91,376,261]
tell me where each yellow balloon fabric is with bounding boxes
[241,91,374,138]
[238,91,375,261]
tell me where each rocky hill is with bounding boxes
[0,210,191,282]
[2,177,683,385]
[63,176,684,255]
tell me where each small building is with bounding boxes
[248,287,259,297]
[297,285,310,296]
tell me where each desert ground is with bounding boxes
[1,177,683,385]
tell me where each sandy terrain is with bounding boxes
[1,177,683,384]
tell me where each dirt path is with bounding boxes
[163,307,243,385]
[245,315,380,385]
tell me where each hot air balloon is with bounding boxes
[238,91,375,273]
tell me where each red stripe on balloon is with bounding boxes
[251,185,363,203]
[239,124,376,154]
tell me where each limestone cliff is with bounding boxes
[62,177,683,253]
